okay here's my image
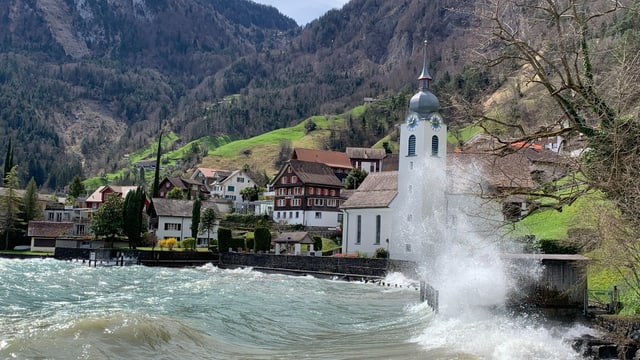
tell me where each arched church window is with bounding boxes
[431,135,439,156]
[408,135,416,156]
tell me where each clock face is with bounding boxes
[429,113,443,131]
[406,112,420,131]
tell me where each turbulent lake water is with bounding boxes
[0,258,595,359]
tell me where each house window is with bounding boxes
[375,215,381,245]
[287,166,292,173]
[48,212,54,221]
[296,211,299,218]
[307,198,314,206]
[326,199,337,207]
[315,212,322,219]
[281,176,287,184]
[323,189,329,195]
[292,198,301,206]
[356,215,362,244]
[164,223,181,231]
[432,135,439,156]
[227,185,235,192]
[237,177,245,183]
[283,212,287,218]
[330,189,335,196]
[276,212,281,219]
[277,199,286,207]
[314,198,324,206]
[291,175,298,183]
[289,211,293,218]
[408,135,416,156]
[166,182,171,188]
[309,187,314,194]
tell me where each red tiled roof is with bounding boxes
[291,148,353,169]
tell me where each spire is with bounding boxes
[418,39,432,90]
[408,38,440,115]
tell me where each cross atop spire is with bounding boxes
[418,39,432,90]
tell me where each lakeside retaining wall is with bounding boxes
[220,252,392,277]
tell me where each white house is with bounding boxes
[150,198,225,247]
[208,169,258,210]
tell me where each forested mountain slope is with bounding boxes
[0,0,637,192]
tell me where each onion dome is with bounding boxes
[408,40,440,115]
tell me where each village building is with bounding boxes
[290,148,353,182]
[207,169,259,210]
[157,177,208,199]
[147,198,230,247]
[86,185,138,209]
[190,167,232,186]
[273,231,317,255]
[271,159,344,228]
[340,171,397,256]
[345,147,387,173]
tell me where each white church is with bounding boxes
[340,41,513,262]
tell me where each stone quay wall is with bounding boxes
[219,252,395,278]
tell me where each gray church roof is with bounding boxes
[340,171,398,209]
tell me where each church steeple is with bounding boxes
[409,39,440,116]
[418,40,432,90]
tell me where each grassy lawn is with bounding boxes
[0,250,54,256]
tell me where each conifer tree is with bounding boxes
[68,175,86,199]
[152,132,163,198]
[191,196,201,240]
[19,177,43,230]
[1,166,22,250]
[3,139,13,185]
[123,187,145,249]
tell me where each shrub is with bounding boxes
[373,247,389,259]
[537,239,579,254]
[159,238,177,250]
[246,238,255,251]
[218,228,232,252]
[313,236,323,252]
[182,237,196,251]
[254,227,271,252]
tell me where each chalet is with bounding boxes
[86,185,138,209]
[148,198,229,247]
[345,147,387,173]
[158,177,208,199]
[208,169,259,210]
[190,167,231,186]
[290,148,353,182]
[271,159,344,228]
